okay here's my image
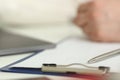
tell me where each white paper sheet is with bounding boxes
[11,37,120,73]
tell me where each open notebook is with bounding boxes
[9,37,120,73]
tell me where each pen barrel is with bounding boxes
[88,48,120,64]
[41,67,104,75]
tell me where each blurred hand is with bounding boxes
[74,0,120,42]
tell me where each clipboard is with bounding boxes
[0,51,108,80]
[1,65,106,80]
[1,37,119,80]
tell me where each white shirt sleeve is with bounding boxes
[0,0,83,25]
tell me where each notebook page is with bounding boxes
[11,37,120,72]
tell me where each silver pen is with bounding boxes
[88,48,120,64]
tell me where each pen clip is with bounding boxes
[41,63,110,75]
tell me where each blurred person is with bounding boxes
[0,0,120,42]
[74,0,120,42]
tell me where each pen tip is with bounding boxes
[87,59,97,64]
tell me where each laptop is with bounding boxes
[0,29,56,56]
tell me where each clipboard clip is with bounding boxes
[41,63,110,75]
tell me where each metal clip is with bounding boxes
[41,63,110,75]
